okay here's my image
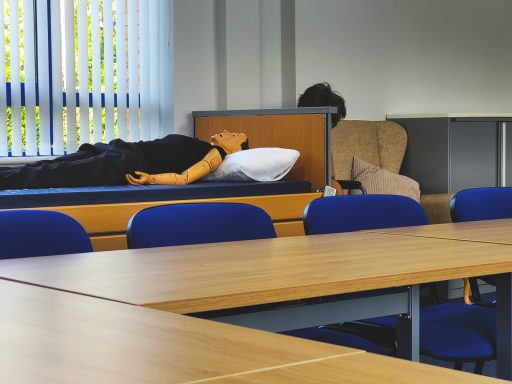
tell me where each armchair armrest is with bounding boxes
[337,179,367,195]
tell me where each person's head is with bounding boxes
[211,130,249,154]
[297,82,346,127]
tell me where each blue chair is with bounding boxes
[450,187,512,301]
[304,194,429,234]
[0,209,92,259]
[127,203,277,248]
[281,326,384,355]
[450,187,512,223]
[304,195,496,373]
[127,202,384,353]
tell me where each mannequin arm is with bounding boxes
[463,278,473,305]
[126,148,223,186]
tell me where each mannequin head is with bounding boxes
[211,130,249,154]
[298,82,346,127]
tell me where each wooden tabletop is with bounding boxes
[2,231,512,314]
[0,280,361,384]
[0,232,512,313]
[367,218,512,245]
[203,353,507,384]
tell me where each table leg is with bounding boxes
[497,272,512,380]
[396,284,420,361]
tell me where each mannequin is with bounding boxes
[0,130,248,190]
[126,130,248,185]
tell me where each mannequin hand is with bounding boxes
[125,171,156,185]
[126,172,188,185]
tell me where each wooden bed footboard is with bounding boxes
[193,108,335,192]
[47,192,322,251]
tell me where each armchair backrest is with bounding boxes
[304,195,429,235]
[127,202,277,249]
[332,120,407,180]
[0,209,93,259]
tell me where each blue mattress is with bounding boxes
[0,180,311,209]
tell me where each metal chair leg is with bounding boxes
[474,361,485,374]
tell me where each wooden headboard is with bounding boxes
[193,108,335,191]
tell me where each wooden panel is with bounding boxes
[195,114,327,191]
[274,221,305,237]
[91,234,127,251]
[0,280,360,384]
[368,218,512,245]
[206,353,504,384]
[44,192,321,235]
[3,231,512,314]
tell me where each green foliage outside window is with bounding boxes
[4,0,121,154]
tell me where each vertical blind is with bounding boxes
[0,0,172,157]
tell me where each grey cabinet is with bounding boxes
[387,115,512,194]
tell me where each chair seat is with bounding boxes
[365,303,496,360]
[281,327,385,355]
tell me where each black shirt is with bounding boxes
[135,134,226,174]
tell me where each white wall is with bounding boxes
[173,1,219,135]
[173,0,292,135]
[173,0,512,133]
[260,0,283,108]
[224,0,261,109]
[296,0,512,120]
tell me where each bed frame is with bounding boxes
[27,108,336,251]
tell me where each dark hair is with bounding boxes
[241,138,250,150]
[297,82,346,127]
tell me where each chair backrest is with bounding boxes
[0,209,93,259]
[451,187,512,222]
[127,202,277,249]
[304,195,429,235]
[332,120,407,180]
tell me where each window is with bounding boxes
[1,0,172,157]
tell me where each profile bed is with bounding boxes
[0,107,335,251]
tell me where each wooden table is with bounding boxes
[366,218,512,245]
[0,280,361,384]
[3,231,512,372]
[1,231,510,312]
[204,353,507,384]
[364,218,512,379]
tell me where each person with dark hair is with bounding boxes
[298,82,346,127]
[298,82,347,195]
[0,130,248,190]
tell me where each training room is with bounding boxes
[1,0,512,382]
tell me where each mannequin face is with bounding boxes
[211,130,248,154]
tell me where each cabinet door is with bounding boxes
[400,118,450,194]
[505,123,512,186]
[449,121,498,193]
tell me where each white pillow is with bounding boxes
[203,147,300,182]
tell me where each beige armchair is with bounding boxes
[331,120,452,224]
